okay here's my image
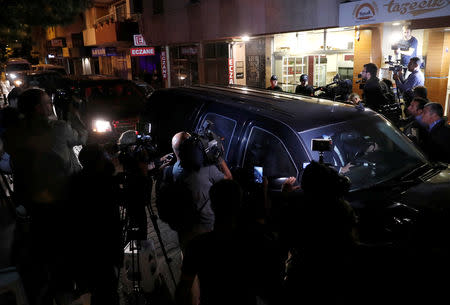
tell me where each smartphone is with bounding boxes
[254,166,263,184]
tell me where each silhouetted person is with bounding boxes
[283,161,358,304]
[67,144,122,305]
[4,88,87,305]
[177,180,270,305]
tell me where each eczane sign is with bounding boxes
[131,47,155,56]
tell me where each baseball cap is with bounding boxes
[270,75,278,81]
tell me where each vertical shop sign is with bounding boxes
[161,51,167,80]
[228,59,234,84]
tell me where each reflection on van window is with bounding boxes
[200,113,237,160]
[244,127,297,178]
[299,116,427,190]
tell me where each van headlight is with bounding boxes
[10,73,17,79]
[92,119,112,133]
[13,79,23,86]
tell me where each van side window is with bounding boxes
[199,113,237,160]
[243,127,297,178]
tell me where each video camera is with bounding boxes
[117,128,162,174]
[391,40,410,52]
[385,55,405,73]
[192,120,225,165]
[314,74,352,102]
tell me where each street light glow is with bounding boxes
[242,35,250,42]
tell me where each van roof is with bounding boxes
[162,85,378,132]
[7,58,30,64]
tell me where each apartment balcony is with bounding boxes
[94,13,139,45]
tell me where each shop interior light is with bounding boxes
[390,32,403,44]
[242,35,250,42]
[392,22,401,26]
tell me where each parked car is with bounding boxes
[64,75,153,143]
[145,85,450,247]
[5,58,31,83]
[32,64,67,76]
[10,70,69,91]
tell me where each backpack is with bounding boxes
[155,165,197,232]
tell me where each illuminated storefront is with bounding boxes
[340,0,450,115]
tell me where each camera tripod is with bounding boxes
[120,175,177,304]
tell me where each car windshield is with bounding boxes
[7,63,30,72]
[298,116,428,191]
[83,82,145,117]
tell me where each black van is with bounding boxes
[146,85,450,245]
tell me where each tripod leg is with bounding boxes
[145,204,177,287]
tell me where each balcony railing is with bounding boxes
[95,12,141,26]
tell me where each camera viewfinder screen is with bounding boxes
[254,166,263,183]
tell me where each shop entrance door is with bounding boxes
[246,38,266,89]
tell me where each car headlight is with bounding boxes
[13,80,23,86]
[10,73,17,79]
[92,119,112,133]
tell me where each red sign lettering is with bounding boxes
[228,59,234,85]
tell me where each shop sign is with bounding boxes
[228,59,234,84]
[133,34,147,46]
[51,39,64,47]
[131,47,155,56]
[236,61,244,79]
[339,0,450,26]
[92,47,117,57]
[92,48,106,57]
[181,46,198,56]
[161,51,167,80]
[62,47,70,58]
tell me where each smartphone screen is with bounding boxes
[254,166,263,184]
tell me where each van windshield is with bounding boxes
[6,63,31,72]
[83,82,145,117]
[299,116,427,191]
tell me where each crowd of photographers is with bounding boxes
[0,65,449,304]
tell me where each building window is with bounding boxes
[153,0,164,14]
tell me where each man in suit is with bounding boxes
[403,97,428,147]
[421,102,450,163]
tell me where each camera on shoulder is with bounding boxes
[191,120,225,165]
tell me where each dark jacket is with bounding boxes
[403,117,428,148]
[295,85,313,96]
[362,77,389,112]
[267,86,283,92]
[422,120,450,163]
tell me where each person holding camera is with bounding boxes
[4,88,88,305]
[158,132,232,248]
[395,25,418,67]
[295,74,313,96]
[393,57,424,104]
